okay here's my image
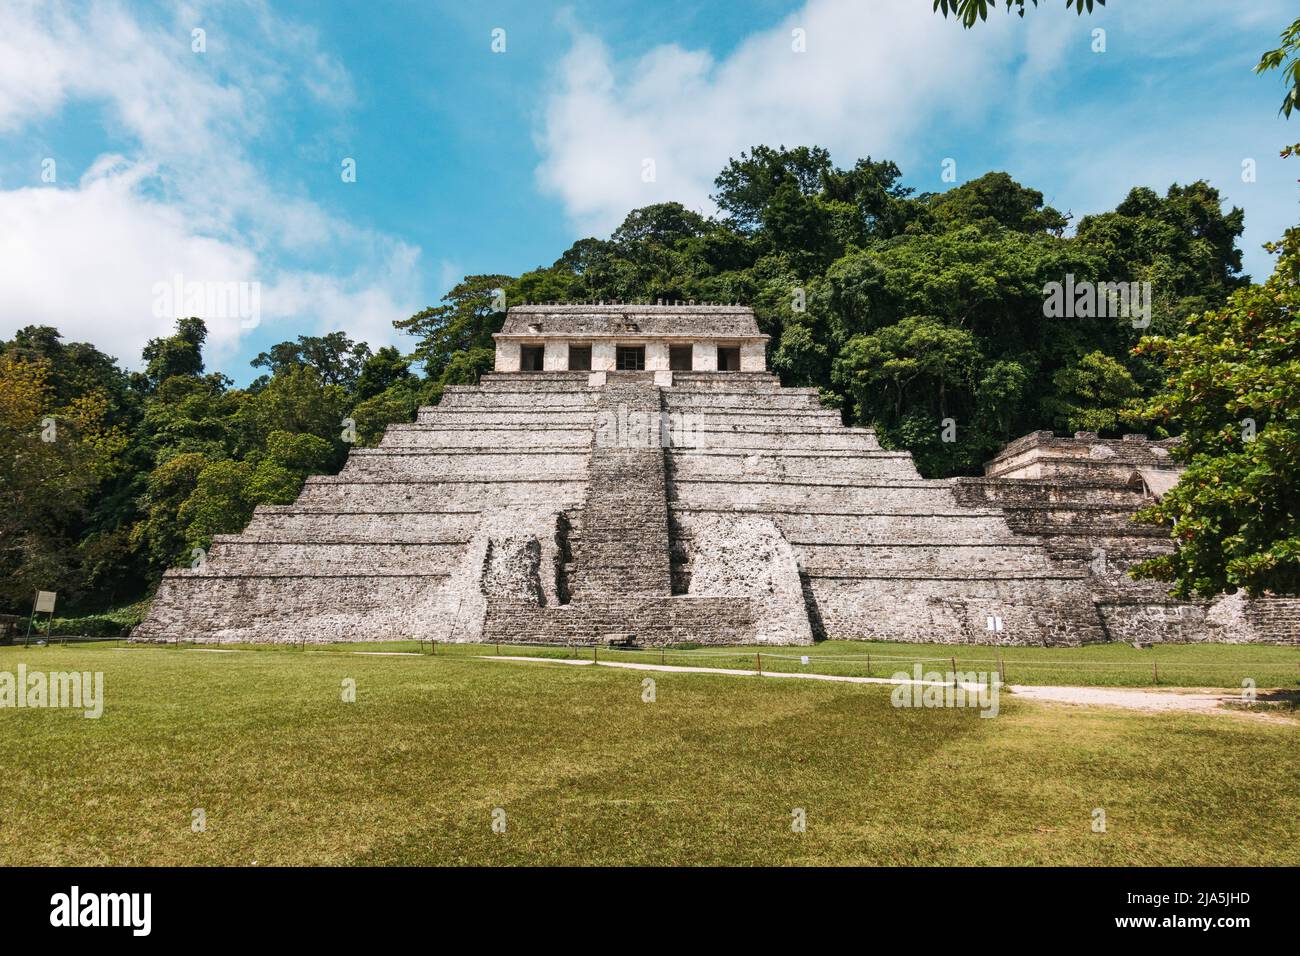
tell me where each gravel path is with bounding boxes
[1009,685,1233,713]
[480,655,1296,722]
[1009,684,1295,723]
[488,656,1002,690]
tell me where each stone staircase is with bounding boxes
[950,464,1300,644]
[570,376,672,598]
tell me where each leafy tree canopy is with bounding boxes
[251,331,373,391]
[1255,16,1300,118]
[394,274,510,379]
[142,316,206,387]
[1131,229,1300,597]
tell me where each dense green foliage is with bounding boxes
[0,322,423,614]
[1131,229,1300,597]
[924,4,1300,597]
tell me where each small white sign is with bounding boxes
[800,655,810,665]
[34,591,57,614]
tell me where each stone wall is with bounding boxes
[958,432,1296,644]
[985,430,1181,481]
[483,595,757,646]
[660,382,1108,646]
[133,376,597,644]
[493,305,769,373]
[672,512,813,644]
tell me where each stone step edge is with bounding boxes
[157,571,454,580]
[670,505,1006,517]
[804,572,1090,581]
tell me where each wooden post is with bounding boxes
[661,647,665,665]
[594,644,598,663]
[24,593,36,647]
[951,656,958,687]
[998,652,1006,686]
[756,652,762,676]
[1153,660,1159,685]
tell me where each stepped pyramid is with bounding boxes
[134,304,1295,646]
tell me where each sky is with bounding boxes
[1,0,1296,385]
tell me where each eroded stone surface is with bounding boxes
[675,512,812,644]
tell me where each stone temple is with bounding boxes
[134,304,1298,646]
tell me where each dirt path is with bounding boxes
[482,655,980,688]
[1008,684,1230,713]
[480,655,1296,723]
[1009,684,1296,723]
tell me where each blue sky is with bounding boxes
[1,0,1296,384]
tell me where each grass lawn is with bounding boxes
[0,641,1297,866]
[449,639,1300,689]
[96,637,1300,688]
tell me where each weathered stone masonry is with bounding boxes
[133,305,1297,647]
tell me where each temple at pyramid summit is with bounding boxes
[133,304,1299,646]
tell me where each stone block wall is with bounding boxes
[958,433,1298,644]
[808,576,1104,645]
[135,369,1297,647]
[690,341,718,371]
[985,430,1182,482]
[1206,594,1300,644]
[543,341,570,371]
[661,377,1107,646]
[483,595,758,646]
[740,341,767,371]
[133,375,597,644]
[494,339,521,372]
[671,512,813,644]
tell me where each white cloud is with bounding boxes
[536,0,1016,234]
[259,244,423,370]
[0,0,416,370]
[0,157,254,363]
[536,0,1299,284]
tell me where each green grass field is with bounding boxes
[59,636,1299,688]
[1,640,1297,866]
[420,638,1300,689]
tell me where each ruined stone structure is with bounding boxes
[134,305,1298,647]
[955,431,1299,644]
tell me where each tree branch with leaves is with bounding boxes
[933,0,1103,29]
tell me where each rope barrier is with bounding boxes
[526,645,1300,669]
[59,637,1299,677]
